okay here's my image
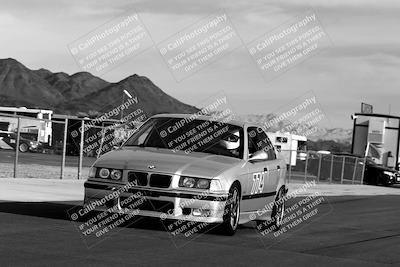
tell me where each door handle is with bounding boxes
[277,165,280,170]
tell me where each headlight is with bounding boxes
[179,176,211,189]
[99,168,110,178]
[110,169,122,180]
[210,180,222,191]
[197,179,211,189]
[29,141,38,148]
[180,177,196,188]
[89,167,96,178]
[383,171,394,177]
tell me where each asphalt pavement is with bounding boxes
[0,195,399,266]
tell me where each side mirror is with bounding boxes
[249,150,268,163]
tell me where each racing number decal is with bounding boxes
[251,171,265,195]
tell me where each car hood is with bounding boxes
[366,161,398,173]
[94,147,242,178]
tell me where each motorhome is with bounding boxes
[0,106,53,143]
[267,132,307,166]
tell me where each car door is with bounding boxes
[241,127,279,212]
[0,133,9,149]
[0,133,14,150]
[262,132,282,195]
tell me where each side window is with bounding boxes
[247,127,276,160]
[264,135,276,160]
[248,129,258,155]
[276,136,288,143]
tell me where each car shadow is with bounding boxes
[0,201,249,236]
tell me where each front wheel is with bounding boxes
[220,184,240,236]
[19,143,29,153]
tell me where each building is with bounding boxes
[351,113,400,170]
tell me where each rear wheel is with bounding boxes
[256,187,285,231]
[271,188,285,229]
[19,143,28,153]
[220,184,240,236]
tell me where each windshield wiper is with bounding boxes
[124,143,145,147]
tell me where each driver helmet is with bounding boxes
[220,130,240,150]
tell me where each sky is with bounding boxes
[1,0,400,129]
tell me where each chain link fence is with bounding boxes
[284,150,366,184]
[0,113,114,179]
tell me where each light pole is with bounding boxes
[121,89,133,121]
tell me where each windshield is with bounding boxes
[123,117,244,159]
[367,143,384,165]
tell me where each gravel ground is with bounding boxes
[0,162,89,179]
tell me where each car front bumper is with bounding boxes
[83,180,229,224]
[390,174,400,184]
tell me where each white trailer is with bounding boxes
[267,132,307,166]
[0,107,53,143]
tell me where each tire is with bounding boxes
[375,173,381,185]
[19,143,29,153]
[220,184,240,236]
[257,187,285,231]
[381,175,392,187]
[271,188,285,229]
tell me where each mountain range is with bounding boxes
[0,58,352,144]
[0,58,198,117]
[237,114,353,144]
